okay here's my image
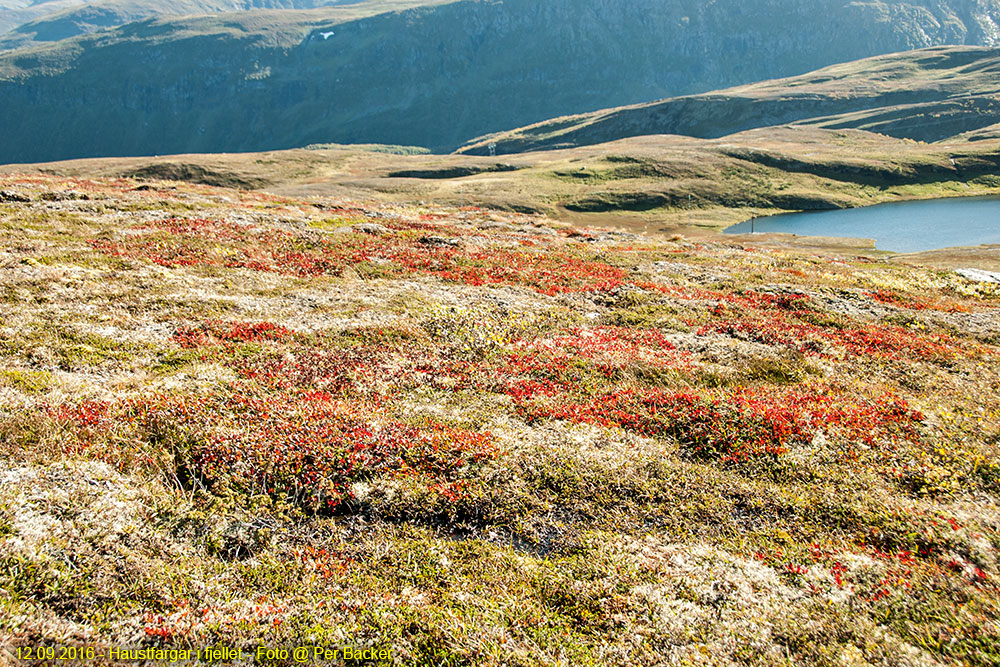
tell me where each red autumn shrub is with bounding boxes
[700,316,963,361]
[516,385,923,463]
[172,321,293,348]
[51,389,497,512]
[90,216,638,295]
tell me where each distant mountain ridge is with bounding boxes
[0,0,323,36]
[0,0,84,35]
[2,0,1000,163]
[0,0,378,51]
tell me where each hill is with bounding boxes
[0,169,998,665]
[0,0,340,37]
[9,125,1000,231]
[3,0,1000,162]
[460,46,1000,154]
[0,0,431,51]
[0,0,85,35]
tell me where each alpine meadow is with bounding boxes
[1,1,1000,666]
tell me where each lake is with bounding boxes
[723,197,1000,253]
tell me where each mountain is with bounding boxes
[460,46,1000,154]
[0,0,84,35]
[3,0,1000,163]
[0,0,322,36]
[0,0,380,51]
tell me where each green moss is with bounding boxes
[741,355,820,385]
[59,334,137,367]
[0,325,147,370]
[602,291,685,329]
[970,174,1000,187]
[0,369,52,393]
[151,349,203,374]
[307,216,359,231]
[1,554,97,609]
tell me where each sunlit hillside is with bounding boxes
[1,174,998,664]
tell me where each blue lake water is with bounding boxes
[723,197,1000,253]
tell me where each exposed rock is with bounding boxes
[956,267,1000,283]
[40,191,89,202]
[351,223,390,235]
[0,190,30,203]
[418,235,461,247]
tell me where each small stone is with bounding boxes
[0,190,30,203]
[351,223,389,235]
[418,235,460,247]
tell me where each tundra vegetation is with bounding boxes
[0,174,998,665]
[15,125,1000,234]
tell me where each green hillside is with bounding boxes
[460,46,1000,154]
[2,0,1000,163]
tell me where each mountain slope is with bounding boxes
[0,0,329,36]
[0,0,85,34]
[459,46,1000,154]
[0,0,403,51]
[3,0,1000,163]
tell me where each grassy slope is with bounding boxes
[0,173,998,665]
[9,126,1000,232]
[459,46,1000,155]
[957,122,1000,141]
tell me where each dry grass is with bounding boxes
[6,126,1000,238]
